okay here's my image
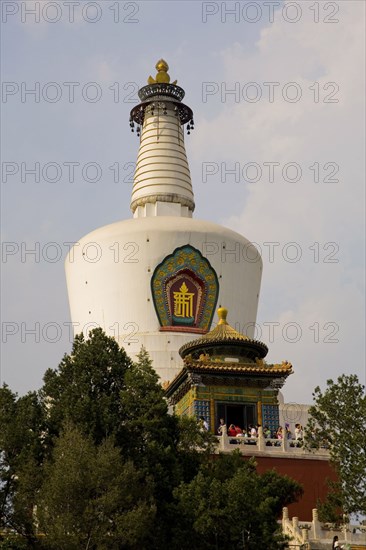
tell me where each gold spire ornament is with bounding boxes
[148,59,177,85]
[217,307,228,325]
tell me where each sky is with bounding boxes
[1,0,365,405]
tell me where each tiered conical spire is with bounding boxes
[129,60,195,218]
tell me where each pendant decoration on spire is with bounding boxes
[129,59,194,137]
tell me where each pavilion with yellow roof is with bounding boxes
[165,307,293,434]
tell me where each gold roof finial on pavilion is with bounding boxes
[148,59,177,85]
[217,307,228,325]
[179,305,269,359]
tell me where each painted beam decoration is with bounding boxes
[151,245,219,333]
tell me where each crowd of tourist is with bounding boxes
[216,418,304,446]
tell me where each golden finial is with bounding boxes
[217,307,228,325]
[156,59,169,73]
[148,59,177,85]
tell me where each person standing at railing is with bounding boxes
[263,425,271,438]
[228,424,237,436]
[295,423,303,441]
[217,418,226,435]
[234,425,243,437]
[285,423,292,439]
[199,416,209,431]
[249,424,257,438]
[275,426,283,446]
[276,426,283,439]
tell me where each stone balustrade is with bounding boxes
[215,426,330,460]
[282,507,366,549]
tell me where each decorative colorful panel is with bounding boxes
[193,400,211,429]
[262,404,280,436]
[175,389,195,418]
[151,245,219,332]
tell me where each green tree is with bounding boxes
[172,452,303,549]
[0,536,29,550]
[37,423,156,550]
[305,374,366,519]
[40,328,133,444]
[38,332,213,548]
[119,347,214,474]
[118,347,215,548]
[0,385,44,546]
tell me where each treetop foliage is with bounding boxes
[306,374,366,519]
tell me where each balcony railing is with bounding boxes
[215,427,330,459]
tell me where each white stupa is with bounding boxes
[65,60,263,384]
